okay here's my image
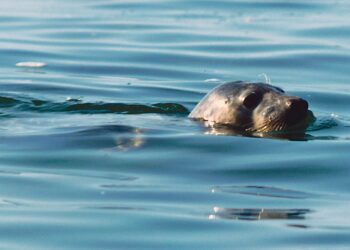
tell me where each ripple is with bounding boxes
[212,185,317,199]
[0,48,63,60]
[0,96,19,107]
[296,26,350,39]
[93,1,325,12]
[54,63,209,80]
[307,116,339,131]
[0,199,24,207]
[83,205,148,212]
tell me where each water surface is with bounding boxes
[1,0,350,249]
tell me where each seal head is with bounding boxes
[189,81,312,133]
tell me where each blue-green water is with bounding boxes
[1,1,350,249]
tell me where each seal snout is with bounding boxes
[285,98,309,124]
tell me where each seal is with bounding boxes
[189,81,313,133]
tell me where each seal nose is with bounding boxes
[288,98,308,113]
[286,98,309,124]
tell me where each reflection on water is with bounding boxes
[209,207,311,221]
[114,127,144,151]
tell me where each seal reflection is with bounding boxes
[209,207,311,221]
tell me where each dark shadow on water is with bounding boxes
[30,100,189,115]
[0,95,190,115]
[287,224,310,229]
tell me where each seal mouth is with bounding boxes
[251,110,312,133]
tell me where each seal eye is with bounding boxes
[243,92,262,109]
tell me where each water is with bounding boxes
[1,0,350,249]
